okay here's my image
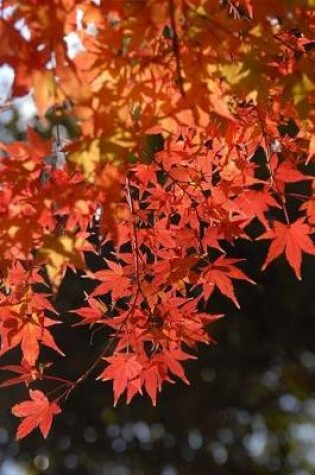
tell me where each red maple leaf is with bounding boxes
[271,154,312,190]
[199,256,255,308]
[73,297,107,326]
[141,358,167,406]
[91,260,133,300]
[0,310,64,366]
[258,218,315,279]
[98,353,143,406]
[12,390,61,440]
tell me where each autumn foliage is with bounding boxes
[0,0,314,439]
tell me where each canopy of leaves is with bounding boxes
[0,0,314,439]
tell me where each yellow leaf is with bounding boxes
[220,63,250,86]
[68,139,101,180]
[292,74,315,105]
[307,134,315,164]
[32,70,56,118]
[39,234,86,288]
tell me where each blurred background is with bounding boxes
[0,65,315,475]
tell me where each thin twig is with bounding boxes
[59,290,141,401]
[257,109,290,225]
[125,175,153,313]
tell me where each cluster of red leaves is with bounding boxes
[0,0,314,439]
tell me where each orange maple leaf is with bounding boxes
[0,360,40,388]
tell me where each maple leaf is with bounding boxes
[301,196,315,225]
[73,298,107,326]
[0,309,64,366]
[139,349,195,406]
[91,260,133,300]
[32,70,57,119]
[5,262,46,287]
[210,92,237,122]
[235,189,281,230]
[258,218,315,280]
[131,163,157,186]
[12,390,61,440]
[200,256,255,308]
[141,357,168,406]
[98,353,143,406]
[0,361,40,388]
[39,233,90,289]
[270,155,312,193]
[163,348,195,385]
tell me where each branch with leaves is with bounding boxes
[0,0,314,439]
